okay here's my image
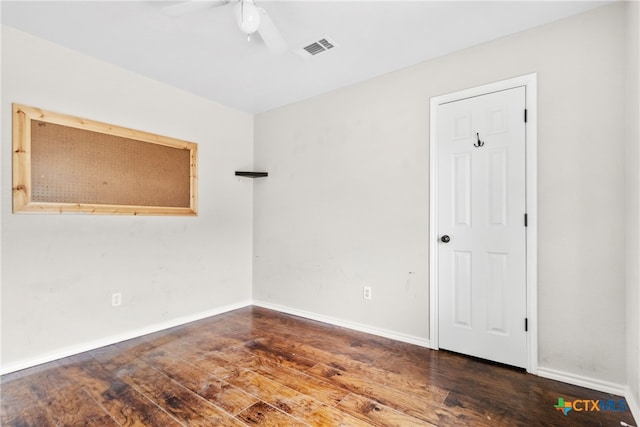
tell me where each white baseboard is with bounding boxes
[537,366,627,396]
[252,300,432,349]
[2,299,431,375]
[626,386,640,425]
[537,366,638,423]
[0,300,252,375]
[3,298,636,425]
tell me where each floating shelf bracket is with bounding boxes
[235,171,268,178]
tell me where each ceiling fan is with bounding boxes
[162,0,288,54]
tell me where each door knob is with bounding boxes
[441,235,450,243]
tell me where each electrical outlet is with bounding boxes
[111,292,122,307]
[363,286,372,300]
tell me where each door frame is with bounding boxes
[429,73,538,374]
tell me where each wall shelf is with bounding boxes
[235,171,268,178]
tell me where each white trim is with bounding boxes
[428,92,440,351]
[537,367,626,396]
[0,300,252,375]
[2,299,432,375]
[429,73,538,373]
[625,386,640,425]
[4,297,637,418]
[253,300,432,349]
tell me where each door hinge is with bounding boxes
[524,109,528,123]
[524,213,528,227]
[525,318,528,332]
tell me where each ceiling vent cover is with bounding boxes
[297,37,337,59]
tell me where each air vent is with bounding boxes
[296,37,337,59]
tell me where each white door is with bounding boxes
[437,86,527,368]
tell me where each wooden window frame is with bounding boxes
[12,104,198,216]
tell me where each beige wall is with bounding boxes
[1,27,255,370]
[254,3,628,385]
[626,0,640,415]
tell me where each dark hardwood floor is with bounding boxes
[1,306,636,426]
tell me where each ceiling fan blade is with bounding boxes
[162,0,230,17]
[257,9,288,54]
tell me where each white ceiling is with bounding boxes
[2,1,611,113]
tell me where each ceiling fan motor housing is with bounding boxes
[235,0,260,34]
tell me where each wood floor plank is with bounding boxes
[224,368,327,421]
[297,340,451,402]
[0,404,57,427]
[97,384,186,427]
[140,347,259,415]
[118,359,246,426]
[236,401,308,426]
[247,307,415,365]
[336,392,435,426]
[0,378,58,427]
[222,367,367,426]
[243,338,318,371]
[89,342,142,370]
[41,385,120,426]
[2,306,637,427]
[306,362,456,424]
[304,402,379,427]
[248,355,349,407]
[169,331,251,355]
[58,355,184,426]
[443,388,555,427]
[252,319,378,365]
[171,343,252,380]
[1,360,77,396]
[145,330,254,368]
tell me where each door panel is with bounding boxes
[487,252,507,334]
[453,153,471,227]
[488,149,508,226]
[437,87,527,368]
[453,250,472,328]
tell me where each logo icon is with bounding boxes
[554,398,572,415]
[554,397,627,416]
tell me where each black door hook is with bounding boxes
[474,132,485,148]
